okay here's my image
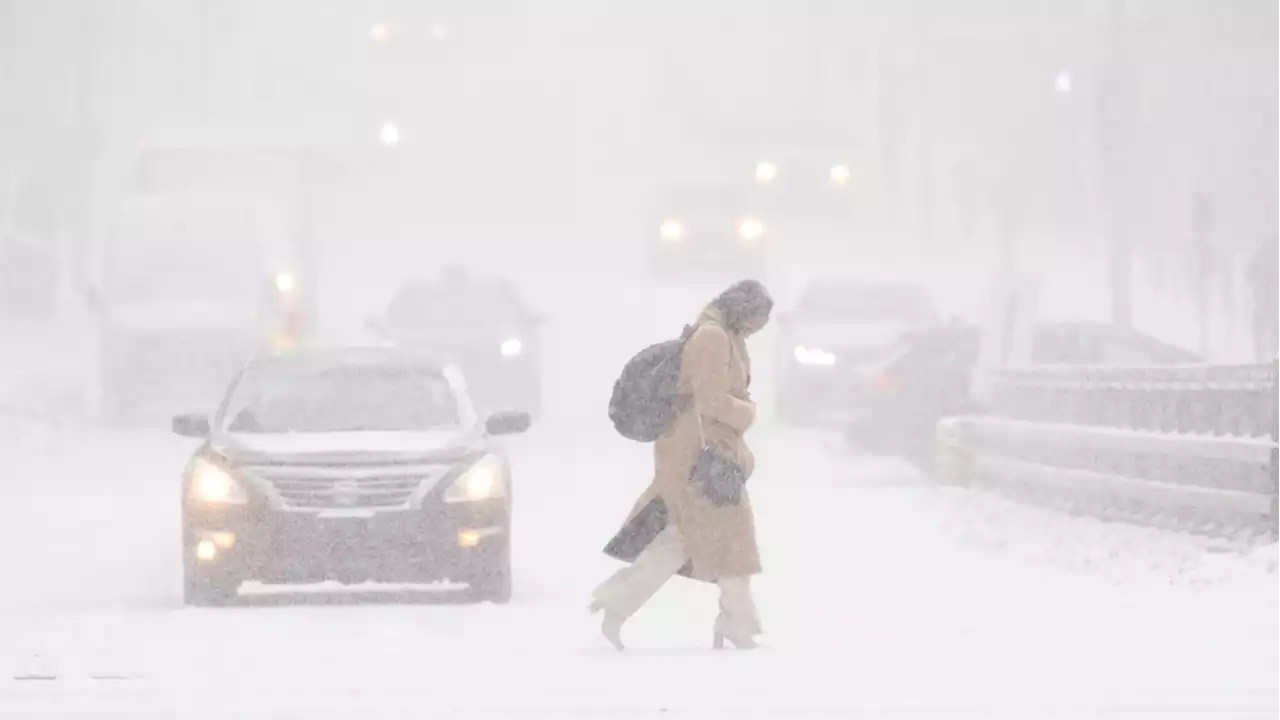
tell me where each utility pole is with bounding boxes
[1097,0,1136,329]
[1191,191,1213,357]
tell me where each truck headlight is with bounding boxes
[186,456,248,504]
[755,161,778,184]
[500,337,524,357]
[444,455,507,503]
[794,346,837,366]
[830,164,851,186]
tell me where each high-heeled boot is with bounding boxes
[712,629,759,650]
[589,600,626,651]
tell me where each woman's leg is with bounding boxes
[714,575,762,647]
[593,526,687,618]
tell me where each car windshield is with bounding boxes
[220,364,460,433]
[387,281,524,329]
[796,284,937,323]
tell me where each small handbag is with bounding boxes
[689,398,747,507]
[691,445,746,507]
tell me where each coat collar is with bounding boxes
[696,304,727,330]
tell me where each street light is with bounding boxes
[1054,70,1073,97]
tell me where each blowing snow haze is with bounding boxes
[0,1,1276,718]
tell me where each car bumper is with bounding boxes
[184,500,509,585]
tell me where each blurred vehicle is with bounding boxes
[123,126,357,334]
[173,347,532,606]
[775,279,939,424]
[686,117,862,262]
[648,185,768,281]
[845,321,1204,467]
[368,269,545,416]
[749,147,858,231]
[91,194,306,423]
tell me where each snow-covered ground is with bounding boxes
[0,418,1274,719]
[0,274,1274,719]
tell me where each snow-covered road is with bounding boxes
[1,267,1275,718]
[1,417,1275,719]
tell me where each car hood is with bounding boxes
[215,429,480,465]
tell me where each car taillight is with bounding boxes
[873,374,902,393]
[283,310,307,335]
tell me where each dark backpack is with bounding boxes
[609,324,697,442]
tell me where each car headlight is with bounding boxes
[659,218,686,243]
[186,456,248,504]
[793,346,837,366]
[755,161,778,184]
[500,337,524,357]
[738,217,764,242]
[444,454,507,503]
[274,272,296,295]
[830,164,851,186]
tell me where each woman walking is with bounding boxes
[592,279,773,650]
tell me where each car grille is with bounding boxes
[247,465,451,510]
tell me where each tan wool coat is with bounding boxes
[616,305,762,581]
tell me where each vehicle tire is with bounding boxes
[182,561,238,607]
[466,542,512,604]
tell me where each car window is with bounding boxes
[220,366,460,433]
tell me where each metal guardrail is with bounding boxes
[939,362,1279,538]
[984,362,1278,439]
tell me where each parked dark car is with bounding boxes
[174,347,531,606]
[845,321,1203,466]
[369,271,544,416]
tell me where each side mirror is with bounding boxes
[172,413,211,438]
[484,410,532,436]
